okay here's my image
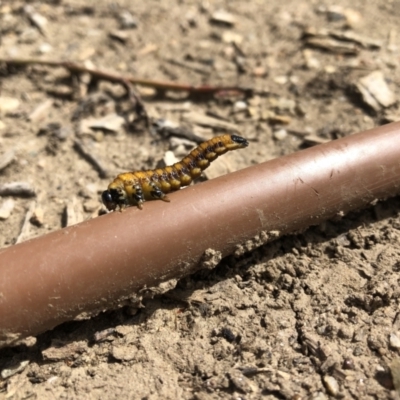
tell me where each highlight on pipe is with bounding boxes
[102,134,249,211]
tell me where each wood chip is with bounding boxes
[305,36,359,55]
[88,113,125,133]
[303,134,330,146]
[0,150,15,172]
[64,196,84,227]
[356,71,396,111]
[24,5,48,36]
[28,99,53,122]
[162,150,179,166]
[16,201,36,244]
[0,182,36,197]
[330,30,381,49]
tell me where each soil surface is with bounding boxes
[1,1,400,399]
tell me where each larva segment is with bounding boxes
[102,134,249,211]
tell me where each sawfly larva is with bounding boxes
[102,134,249,211]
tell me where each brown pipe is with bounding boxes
[1,121,400,348]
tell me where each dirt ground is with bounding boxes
[2,0,400,399]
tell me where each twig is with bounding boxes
[16,201,36,244]
[73,139,109,178]
[0,57,253,97]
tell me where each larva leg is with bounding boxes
[134,183,145,209]
[149,181,170,202]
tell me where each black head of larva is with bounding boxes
[231,135,249,147]
[102,189,120,211]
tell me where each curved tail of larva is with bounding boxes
[172,134,249,185]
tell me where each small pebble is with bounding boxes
[274,129,288,141]
[323,375,339,397]
[0,97,20,113]
[210,10,236,26]
[390,333,400,349]
[83,199,99,213]
[118,10,138,29]
[1,360,29,379]
[0,199,15,220]
[30,207,44,227]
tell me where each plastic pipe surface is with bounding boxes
[1,121,400,347]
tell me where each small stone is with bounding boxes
[111,345,138,362]
[24,5,48,36]
[88,113,125,133]
[38,43,53,54]
[303,49,321,69]
[233,101,247,112]
[0,97,20,113]
[274,75,288,85]
[357,71,395,111]
[390,333,400,349]
[83,199,99,213]
[222,31,243,44]
[210,10,236,26]
[0,150,15,172]
[30,207,44,227]
[163,150,179,166]
[1,360,29,379]
[326,5,346,22]
[273,129,288,141]
[323,375,339,397]
[118,10,138,29]
[19,28,40,43]
[109,30,130,43]
[253,66,267,77]
[343,8,362,27]
[0,199,15,220]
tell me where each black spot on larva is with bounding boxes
[196,152,205,160]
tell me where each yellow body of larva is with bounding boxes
[102,134,249,211]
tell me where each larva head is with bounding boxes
[228,134,249,149]
[102,180,128,211]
